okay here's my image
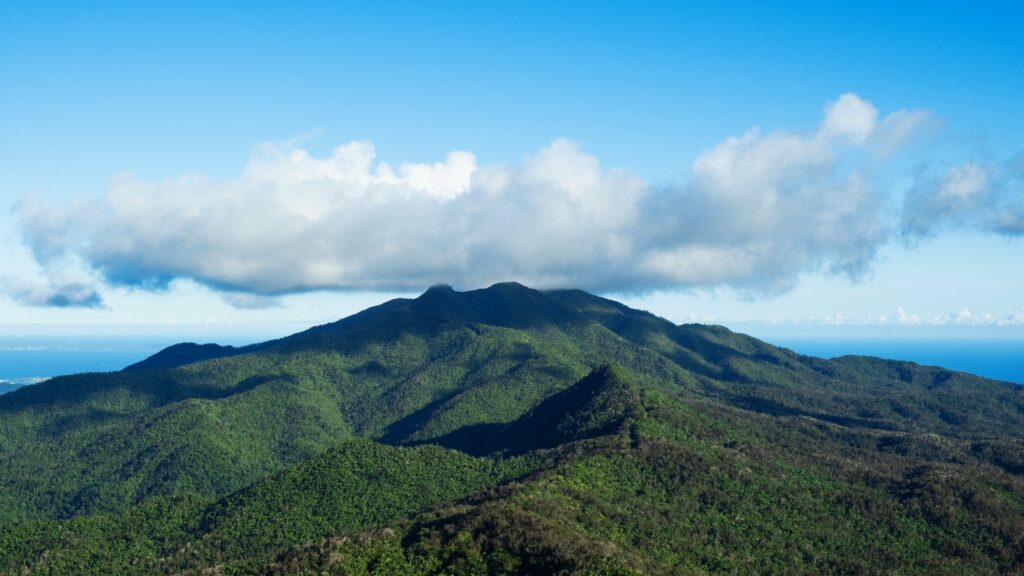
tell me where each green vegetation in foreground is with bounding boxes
[0,438,542,574]
[1,283,1022,574]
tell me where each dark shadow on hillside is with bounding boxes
[414,423,507,456]
[416,364,641,456]
[198,373,293,400]
[379,393,461,445]
[726,394,898,431]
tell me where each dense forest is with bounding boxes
[1,283,1022,574]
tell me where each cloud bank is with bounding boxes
[13,93,962,306]
[818,306,1024,328]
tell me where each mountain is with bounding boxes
[428,363,643,456]
[1,283,1022,575]
[124,342,244,370]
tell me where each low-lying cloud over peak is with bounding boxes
[13,93,983,306]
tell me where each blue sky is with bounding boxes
[1,1,1022,339]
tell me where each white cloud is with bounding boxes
[639,92,929,293]
[17,138,646,295]
[901,155,1024,238]
[244,140,477,210]
[819,92,935,154]
[940,164,987,200]
[868,109,936,155]
[821,92,878,144]
[14,94,935,302]
[0,274,102,308]
[893,306,921,325]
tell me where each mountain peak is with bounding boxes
[125,342,240,371]
[419,282,532,298]
[502,363,641,453]
[425,363,642,456]
[402,281,582,329]
[424,283,455,293]
[485,281,532,291]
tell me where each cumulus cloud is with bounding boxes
[820,92,879,144]
[901,153,1024,238]
[0,275,102,308]
[15,93,934,302]
[636,93,938,293]
[893,306,922,326]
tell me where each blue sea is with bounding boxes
[768,338,1024,385]
[1,335,1021,394]
[0,335,258,393]
[0,337,167,390]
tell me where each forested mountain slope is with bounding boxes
[1,283,1022,574]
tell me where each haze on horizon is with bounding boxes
[1,1,1022,339]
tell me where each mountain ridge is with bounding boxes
[1,283,1023,574]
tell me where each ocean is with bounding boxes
[0,337,169,390]
[1,335,1021,393]
[768,337,1024,385]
